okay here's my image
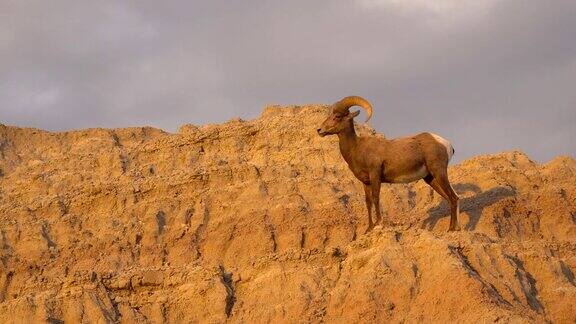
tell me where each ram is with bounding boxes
[317,96,459,232]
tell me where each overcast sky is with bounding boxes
[0,0,574,162]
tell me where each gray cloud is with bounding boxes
[0,0,574,162]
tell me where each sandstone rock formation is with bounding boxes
[0,105,574,323]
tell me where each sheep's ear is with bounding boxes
[349,110,360,118]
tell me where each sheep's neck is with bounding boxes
[337,120,358,165]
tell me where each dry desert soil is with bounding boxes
[0,105,575,323]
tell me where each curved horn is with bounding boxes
[333,95,373,123]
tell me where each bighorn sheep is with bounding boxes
[317,96,459,232]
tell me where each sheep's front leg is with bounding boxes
[363,184,374,233]
[369,169,383,227]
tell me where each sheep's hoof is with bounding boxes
[448,224,461,232]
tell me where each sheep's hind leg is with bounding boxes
[424,174,449,201]
[438,175,460,231]
[425,173,460,231]
[445,183,460,231]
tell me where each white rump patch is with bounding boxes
[430,133,454,161]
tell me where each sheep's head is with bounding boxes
[317,96,373,137]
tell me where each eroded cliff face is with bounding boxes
[0,105,574,323]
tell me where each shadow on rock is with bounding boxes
[422,183,516,231]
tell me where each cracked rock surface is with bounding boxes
[0,105,575,323]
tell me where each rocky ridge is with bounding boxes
[0,104,575,323]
